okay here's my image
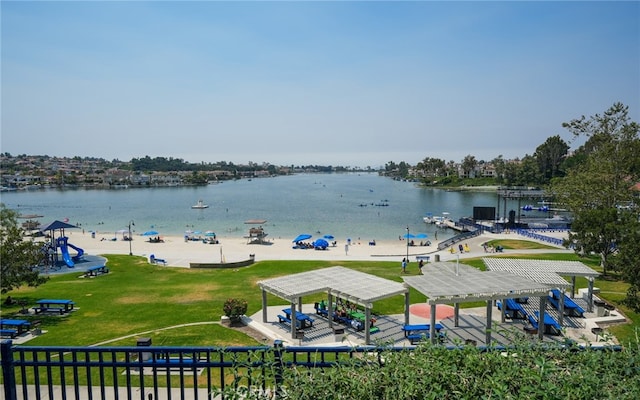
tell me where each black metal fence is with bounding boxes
[1,339,394,400]
[2,340,623,400]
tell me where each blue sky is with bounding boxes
[2,1,638,168]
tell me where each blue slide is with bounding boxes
[56,237,84,267]
[67,242,85,261]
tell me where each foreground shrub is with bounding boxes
[223,298,248,322]
[280,338,640,399]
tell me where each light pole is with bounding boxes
[406,226,409,263]
[128,220,135,255]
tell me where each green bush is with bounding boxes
[279,338,640,399]
[223,298,248,321]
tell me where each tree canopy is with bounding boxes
[0,204,48,293]
[551,103,640,309]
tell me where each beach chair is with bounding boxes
[149,254,167,265]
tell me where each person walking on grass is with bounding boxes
[401,258,407,273]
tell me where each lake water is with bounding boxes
[3,173,505,242]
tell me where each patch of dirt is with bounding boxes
[229,322,270,343]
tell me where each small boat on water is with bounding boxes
[191,200,209,209]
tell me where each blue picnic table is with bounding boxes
[401,324,444,338]
[282,308,314,328]
[1,319,31,337]
[550,289,585,317]
[530,311,562,336]
[497,298,529,320]
[34,299,75,315]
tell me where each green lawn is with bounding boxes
[2,251,638,346]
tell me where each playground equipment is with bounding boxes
[40,220,84,268]
[56,236,84,267]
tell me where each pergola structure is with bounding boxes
[483,258,600,323]
[257,266,409,345]
[403,261,554,343]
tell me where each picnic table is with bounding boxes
[401,324,444,338]
[281,308,314,328]
[550,289,585,317]
[530,311,562,336]
[84,265,109,277]
[348,311,366,322]
[1,319,31,337]
[33,299,75,315]
[497,298,529,320]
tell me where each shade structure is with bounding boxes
[293,234,312,242]
[313,238,329,249]
[142,230,159,236]
[40,220,78,232]
[205,231,216,237]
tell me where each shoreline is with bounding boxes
[39,229,572,268]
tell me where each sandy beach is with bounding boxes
[49,229,572,268]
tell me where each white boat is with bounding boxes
[191,200,209,209]
[423,212,445,224]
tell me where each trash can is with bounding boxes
[434,254,440,262]
[333,327,345,342]
[137,337,152,361]
[91,231,95,239]
[594,300,606,317]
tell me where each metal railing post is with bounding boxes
[1,340,18,400]
[273,340,284,399]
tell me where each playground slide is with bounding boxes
[58,238,74,267]
[67,242,85,261]
[56,236,83,267]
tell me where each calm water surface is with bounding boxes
[3,173,505,241]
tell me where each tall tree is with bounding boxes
[552,103,640,279]
[534,135,569,181]
[461,155,477,177]
[0,204,48,293]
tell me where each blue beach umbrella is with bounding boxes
[205,231,216,237]
[293,234,312,242]
[313,238,329,249]
[403,233,416,239]
[323,234,335,240]
[415,233,428,239]
[142,230,159,236]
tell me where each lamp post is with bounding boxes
[406,226,409,263]
[128,220,135,256]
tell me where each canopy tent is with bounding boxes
[403,261,554,344]
[257,266,409,344]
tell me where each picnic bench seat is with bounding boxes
[550,289,585,317]
[497,298,529,320]
[407,331,447,345]
[277,314,302,329]
[0,329,18,338]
